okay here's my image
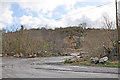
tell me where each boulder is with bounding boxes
[78,56,83,58]
[15,53,20,57]
[90,57,99,64]
[29,54,33,58]
[33,54,37,57]
[20,53,24,57]
[69,56,79,63]
[70,58,76,62]
[78,53,83,56]
[4,54,8,56]
[99,56,108,64]
[64,53,70,56]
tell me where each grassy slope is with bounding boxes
[64,61,120,68]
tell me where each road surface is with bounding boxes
[2,56,119,78]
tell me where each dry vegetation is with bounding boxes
[2,25,118,60]
[2,26,84,57]
[82,29,117,60]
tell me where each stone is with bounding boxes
[99,56,108,64]
[20,53,24,57]
[90,57,99,64]
[33,54,37,57]
[70,58,76,62]
[15,53,20,57]
[69,56,79,63]
[29,54,33,58]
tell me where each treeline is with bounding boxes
[2,26,85,57]
[2,25,118,60]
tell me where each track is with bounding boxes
[2,56,119,78]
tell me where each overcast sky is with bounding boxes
[0,0,119,30]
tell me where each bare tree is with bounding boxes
[102,16,117,60]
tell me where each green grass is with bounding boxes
[63,60,120,68]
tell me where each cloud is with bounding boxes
[0,0,117,30]
[17,0,82,14]
[0,3,13,25]
[19,2,116,29]
[0,23,6,30]
[20,14,63,29]
[16,0,116,14]
[48,12,53,18]
[1,0,116,2]
[20,15,41,28]
[58,2,116,28]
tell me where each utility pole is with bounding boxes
[115,0,120,59]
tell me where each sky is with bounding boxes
[0,0,119,30]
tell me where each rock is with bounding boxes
[78,53,89,58]
[79,55,84,58]
[70,58,76,62]
[29,54,33,58]
[20,53,24,57]
[99,56,108,64]
[37,51,41,55]
[4,54,8,56]
[33,54,37,57]
[64,53,70,56]
[68,56,79,63]
[15,53,20,57]
[65,55,88,63]
[13,54,16,57]
[90,57,99,64]
[78,53,83,56]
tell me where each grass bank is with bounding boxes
[63,61,120,68]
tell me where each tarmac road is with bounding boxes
[2,56,119,78]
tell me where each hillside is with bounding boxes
[2,26,117,59]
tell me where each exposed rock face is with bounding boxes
[99,56,108,64]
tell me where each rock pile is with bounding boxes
[65,55,89,63]
[90,56,108,64]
